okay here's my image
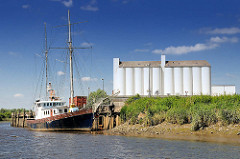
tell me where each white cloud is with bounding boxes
[81,77,98,82]
[81,42,93,47]
[80,0,98,11]
[226,73,237,78]
[8,51,18,56]
[152,35,238,55]
[57,71,65,76]
[62,0,73,7]
[14,94,24,98]
[80,5,98,11]
[144,42,153,46]
[50,0,73,7]
[210,36,238,43]
[152,43,218,55]
[134,49,149,53]
[22,4,30,9]
[204,27,240,35]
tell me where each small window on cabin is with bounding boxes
[53,103,56,106]
[54,110,56,114]
[44,103,46,107]
[47,103,49,106]
[64,109,67,113]
[44,111,45,115]
[50,103,52,106]
[59,109,62,113]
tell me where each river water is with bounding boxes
[0,122,239,159]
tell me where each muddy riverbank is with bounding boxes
[105,122,240,145]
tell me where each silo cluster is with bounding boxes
[113,55,211,96]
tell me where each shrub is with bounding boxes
[166,107,189,125]
[190,103,217,131]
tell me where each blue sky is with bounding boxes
[1,0,240,109]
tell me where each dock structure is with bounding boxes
[92,105,121,130]
[91,97,128,131]
[11,110,34,128]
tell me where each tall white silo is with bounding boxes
[134,68,142,95]
[143,67,150,96]
[201,67,211,95]
[118,68,125,95]
[192,67,202,95]
[174,67,183,95]
[183,67,192,95]
[126,68,133,95]
[152,67,160,95]
[113,58,119,93]
[164,67,173,95]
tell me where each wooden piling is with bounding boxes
[23,109,25,128]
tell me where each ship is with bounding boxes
[26,10,94,131]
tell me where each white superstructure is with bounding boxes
[34,83,69,119]
[113,55,214,96]
[35,100,68,119]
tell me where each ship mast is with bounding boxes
[68,10,75,107]
[44,22,48,100]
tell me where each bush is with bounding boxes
[218,108,240,125]
[190,103,217,131]
[125,94,141,105]
[119,95,240,131]
[166,107,189,125]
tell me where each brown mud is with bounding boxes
[104,122,240,145]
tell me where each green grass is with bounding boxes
[120,94,240,131]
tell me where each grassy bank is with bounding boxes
[120,95,240,131]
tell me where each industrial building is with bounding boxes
[113,55,235,96]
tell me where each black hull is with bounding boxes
[27,112,94,131]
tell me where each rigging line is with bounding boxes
[33,55,44,101]
[75,24,92,47]
[90,47,93,92]
[73,53,85,95]
[56,49,68,97]
[49,24,63,51]
[88,48,104,91]
[51,51,59,95]
[74,51,88,76]
[57,50,68,97]
[39,60,46,99]
[61,52,68,97]
[74,52,87,95]
[76,47,99,92]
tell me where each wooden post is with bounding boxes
[14,112,17,127]
[116,115,119,127]
[105,116,109,129]
[17,111,20,127]
[11,113,14,126]
[23,109,25,128]
[110,117,114,129]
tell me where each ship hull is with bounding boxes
[27,109,94,131]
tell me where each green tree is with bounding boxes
[87,89,108,107]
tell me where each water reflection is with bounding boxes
[0,122,239,159]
